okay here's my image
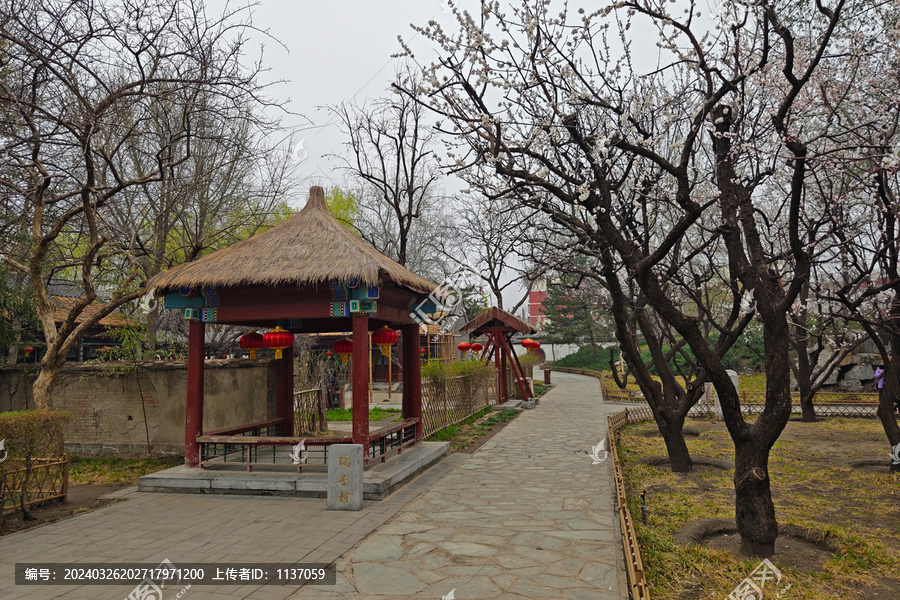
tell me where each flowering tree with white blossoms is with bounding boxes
[405,0,861,556]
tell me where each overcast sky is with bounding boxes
[242,0,474,207]
[234,0,674,311]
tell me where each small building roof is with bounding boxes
[145,187,437,295]
[51,296,132,328]
[459,307,536,336]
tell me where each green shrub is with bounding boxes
[422,358,493,380]
[549,345,608,371]
[517,353,539,368]
[0,410,70,524]
[0,410,70,460]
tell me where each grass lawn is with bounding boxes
[69,455,182,485]
[619,416,899,599]
[326,407,402,422]
[427,408,520,452]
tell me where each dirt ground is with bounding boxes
[1,483,127,535]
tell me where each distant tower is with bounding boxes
[529,278,547,328]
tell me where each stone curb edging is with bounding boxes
[608,406,654,600]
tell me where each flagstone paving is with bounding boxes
[0,372,628,600]
[289,371,629,599]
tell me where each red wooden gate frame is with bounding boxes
[480,326,532,404]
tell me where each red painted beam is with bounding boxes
[216,303,330,321]
[216,284,333,304]
[374,302,417,324]
[351,314,370,457]
[185,320,205,467]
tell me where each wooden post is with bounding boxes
[185,319,205,467]
[277,344,295,436]
[500,337,508,400]
[401,324,424,440]
[505,337,533,400]
[352,314,370,458]
[492,332,503,405]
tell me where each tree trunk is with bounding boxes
[878,362,900,475]
[734,440,777,556]
[799,391,817,422]
[31,359,62,410]
[146,305,159,354]
[659,417,693,472]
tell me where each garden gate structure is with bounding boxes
[460,307,536,403]
[144,187,439,468]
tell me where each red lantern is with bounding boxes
[334,338,353,364]
[239,332,264,359]
[372,326,399,357]
[326,351,333,357]
[420,347,426,356]
[522,338,540,354]
[24,346,34,356]
[263,326,294,359]
[470,342,484,354]
[458,341,472,355]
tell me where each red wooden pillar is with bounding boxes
[499,336,508,400]
[276,344,295,436]
[352,314,370,457]
[401,324,423,440]
[492,332,503,405]
[185,320,205,467]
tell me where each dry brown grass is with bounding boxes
[619,416,900,600]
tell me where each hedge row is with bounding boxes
[0,410,70,461]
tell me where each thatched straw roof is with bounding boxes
[459,307,536,335]
[145,187,438,294]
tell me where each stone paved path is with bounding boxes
[0,372,628,600]
[0,454,464,600]
[289,372,629,600]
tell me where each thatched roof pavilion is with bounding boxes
[459,306,536,337]
[145,186,438,468]
[460,307,536,403]
[146,187,435,294]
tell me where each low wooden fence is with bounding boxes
[711,389,879,417]
[589,367,880,416]
[1,456,69,513]
[608,407,654,600]
[422,372,496,437]
[294,387,327,434]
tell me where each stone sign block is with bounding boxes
[327,444,363,510]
